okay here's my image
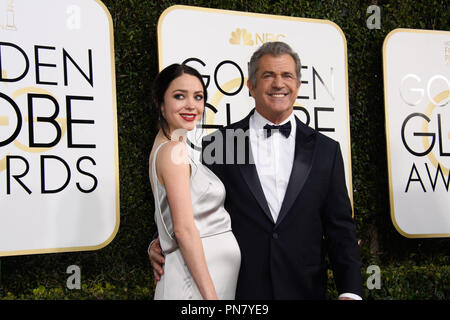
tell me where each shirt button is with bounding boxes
[272,233,278,239]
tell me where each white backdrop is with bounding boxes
[0,0,119,256]
[383,28,450,237]
[158,5,354,206]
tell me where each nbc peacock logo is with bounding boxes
[229,28,254,46]
[229,27,286,46]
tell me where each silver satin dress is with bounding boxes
[150,142,241,300]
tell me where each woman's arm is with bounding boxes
[157,142,217,300]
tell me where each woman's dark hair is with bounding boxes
[152,63,207,140]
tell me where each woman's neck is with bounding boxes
[157,128,188,143]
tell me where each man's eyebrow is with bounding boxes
[261,71,294,75]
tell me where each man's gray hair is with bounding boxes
[248,41,302,87]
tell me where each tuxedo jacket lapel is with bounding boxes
[276,117,316,227]
[232,110,274,224]
[239,159,274,224]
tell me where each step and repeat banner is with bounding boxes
[0,3,447,258]
[383,29,450,238]
[158,5,355,205]
[0,0,119,256]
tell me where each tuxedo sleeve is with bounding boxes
[322,143,364,298]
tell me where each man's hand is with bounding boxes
[148,238,165,284]
[338,293,362,300]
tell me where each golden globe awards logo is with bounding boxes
[384,29,450,237]
[400,76,449,193]
[0,0,119,256]
[0,44,97,195]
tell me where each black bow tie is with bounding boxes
[263,121,292,138]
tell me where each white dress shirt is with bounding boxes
[249,109,362,301]
[249,110,296,223]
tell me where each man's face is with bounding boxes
[247,53,301,124]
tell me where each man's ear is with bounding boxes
[247,79,254,97]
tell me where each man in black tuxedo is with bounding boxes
[150,41,363,300]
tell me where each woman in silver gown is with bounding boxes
[148,64,241,300]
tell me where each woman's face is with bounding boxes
[161,73,205,135]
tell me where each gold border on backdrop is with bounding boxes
[0,0,120,257]
[383,28,450,238]
[157,5,355,215]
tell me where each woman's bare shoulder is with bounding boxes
[156,141,190,174]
